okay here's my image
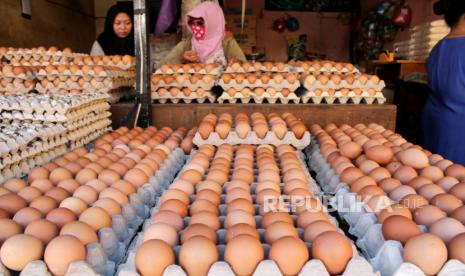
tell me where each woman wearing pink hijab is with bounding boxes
[162,1,246,66]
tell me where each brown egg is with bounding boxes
[303,220,337,243]
[197,180,222,195]
[143,223,178,245]
[28,167,50,182]
[359,160,380,175]
[377,204,412,223]
[381,215,420,244]
[0,219,22,243]
[46,208,77,228]
[269,237,309,275]
[224,210,256,229]
[265,221,298,244]
[29,196,58,215]
[449,232,465,264]
[12,207,43,228]
[403,233,448,275]
[421,166,444,182]
[189,211,220,230]
[445,164,465,178]
[160,199,188,217]
[85,179,107,193]
[92,198,121,215]
[359,185,385,200]
[123,168,149,188]
[312,232,353,275]
[389,185,416,202]
[365,145,393,165]
[261,212,293,228]
[369,167,391,182]
[451,205,465,224]
[45,187,70,203]
[44,235,86,276]
[430,217,465,244]
[407,176,433,190]
[98,169,121,186]
[431,193,463,215]
[4,179,27,193]
[450,182,465,201]
[0,234,44,271]
[379,178,402,193]
[79,207,112,231]
[111,180,136,196]
[136,239,175,276]
[190,199,219,216]
[196,190,221,206]
[393,166,418,184]
[179,236,218,276]
[99,187,128,205]
[150,211,184,231]
[181,223,217,244]
[350,176,377,193]
[57,179,80,194]
[60,221,98,245]
[161,189,190,205]
[225,234,264,275]
[340,167,364,185]
[73,185,98,205]
[75,169,98,185]
[17,186,42,203]
[399,148,429,169]
[365,195,393,214]
[417,184,445,201]
[24,219,58,244]
[59,197,88,215]
[437,176,459,191]
[399,194,429,211]
[297,210,328,229]
[413,204,445,228]
[49,168,73,185]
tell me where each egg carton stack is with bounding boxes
[0,46,85,66]
[117,143,377,276]
[306,123,465,276]
[193,112,310,149]
[289,60,360,75]
[71,55,136,70]
[0,122,67,181]
[0,93,112,151]
[0,65,37,95]
[300,73,386,104]
[151,63,220,104]
[0,127,187,276]
[218,62,300,104]
[34,64,135,104]
[396,20,450,61]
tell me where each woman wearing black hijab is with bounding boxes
[91,2,135,56]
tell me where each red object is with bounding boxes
[273,17,287,32]
[392,5,412,29]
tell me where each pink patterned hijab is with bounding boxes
[187,2,225,63]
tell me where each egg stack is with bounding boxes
[289,60,360,75]
[194,112,310,149]
[218,62,300,104]
[151,64,219,104]
[300,73,387,104]
[71,55,135,70]
[120,143,375,276]
[0,65,38,95]
[0,126,187,275]
[0,46,84,67]
[308,123,465,275]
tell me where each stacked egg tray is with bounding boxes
[35,77,134,94]
[300,74,386,104]
[155,63,221,75]
[0,65,38,95]
[0,127,187,276]
[71,55,136,70]
[218,72,301,104]
[36,65,135,81]
[0,47,84,65]
[224,61,291,73]
[289,60,360,75]
[151,72,218,104]
[305,123,465,276]
[116,144,377,276]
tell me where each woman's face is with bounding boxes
[113,12,132,38]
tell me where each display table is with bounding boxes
[111,103,397,131]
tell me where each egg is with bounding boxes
[161,189,190,205]
[46,187,70,203]
[4,178,27,193]
[445,164,465,178]
[46,208,77,228]
[403,233,448,275]
[303,220,337,243]
[111,180,136,196]
[59,197,88,215]
[75,169,98,185]
[59,221,98,245]
[30,196,58,214]
[312,231,353,274]
[136,239,175,276]
[49,168,73,185]
[393,166,418,184]
[224,223,259,243]
[196,190,221,206]
[150,211,184,231]
[44,235,86,276]
[99,187,128,205]
[365,195,393,214]
[179,236,218,276]
[381,215,420,244]
[265,221,298,244]
[190,199,219,216]
[430,193,463,215]
[450,183,465,201]
[269,237,309,275]
[224,210,256,229]
[420,166,444,182]
[297,210,328,228]
[349,176,376,193]
[399,194,429,211]
[181,223,217,244]
[57,179,80,194]
[17,186,43,203]
[340,167,364,185]
[30,179,54,193]
[160,199,188,217]
[92,198,121,215]
[399,148,429,169]
[79,207,112,231]
[429,217,465,244]
[24,219,59,244]
[85,179,107,193]
[224,234,264,275]
[143,223,178,246]
[365,145,393,165]
[389,185,416,202]
[437,176,459,191]
[261,212,293,228]
[449,232,465,264]
[0,234,44,271]
[189,211,220,230]
[0,219,22,243]
[73,186,98,205]
[12,207,43,228]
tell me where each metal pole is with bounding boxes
[133,0,152,128]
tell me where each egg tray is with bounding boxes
[300,91,386,105]
[67,118,112,142]
[71,59,136,71]
[0,81,36,94]
[151,90,216,104]
[65,111,112,131]
[305,143,465,276]
[69,127,112,150]
[217,90,301,104]
[0,144,67,182]
[0,67,37,80]
[224,62,291,73]
[301,75,386,92]
[35,77,134,92]
[289,61,360,75]
[3,148,187,276]
[151,75,217,91]
[116,149,376,276]
[192,130,311,150]
[155,64,221,75]
[218,76,301,92]
[36,67,135,80]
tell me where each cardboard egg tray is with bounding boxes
[0,80,36,94]
[67,118,112,143]
[0,66,37,80]
[36,66,135,81]
[290,61,360,75]
[0,147,186,276]
[219,77,300,92]
[65,111,112,131]
[155,64,221,75]
[35,77,133,93]
[116,148,377,276]
[305,143,465,276]
[301,90,386,105]
[71,58,136,71]
[151,75,216,91]
[151,90,216,104]
[217,90,301,104]
[301,75,386,91]
[69,126,112,150]
[192,130,311,150]
[0,145,67,182]
[224,62,291,73]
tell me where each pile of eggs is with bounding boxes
[0,126,186,275]
[133,143,354,275]
[0,46,79,67]
[288,60,360,75]
[225,61,290,73]
[71,55,135,70]
[311,123,465,275]
[197,112,307,140]
[156,63,219,75]
[0,65,37,95]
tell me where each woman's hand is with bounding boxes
[182,51,198,63]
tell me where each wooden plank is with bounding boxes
[111,104,397,131]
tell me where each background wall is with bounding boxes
[0,0,96,53]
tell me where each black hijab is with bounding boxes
[97,2,135,56]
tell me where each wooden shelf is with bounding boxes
[111,103,397,131]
